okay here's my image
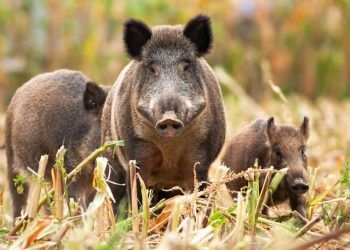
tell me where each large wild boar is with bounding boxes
[5,69,108,218]
[222,117,310,217]
[102,14,226,204]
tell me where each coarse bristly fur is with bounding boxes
[5,69,108,218]
[222,117,310,217]
[101,14,226,207]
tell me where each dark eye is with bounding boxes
[300,146,306,156]
[183,62,191,72]
[181,59,192,72]
[274,147,282,159]
[149,65,156,74]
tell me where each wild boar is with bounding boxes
[5,69,108,218]
[101,14,226,204]
[222,117,310,217]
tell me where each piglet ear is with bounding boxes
[84,82,107,113]
[123,19,152,60]
[183,14,213,57]
[300,116,310,140]
[266,117,275,142]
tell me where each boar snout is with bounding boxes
[290,177,309,194]
[155,111,184,138]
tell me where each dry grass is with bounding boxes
[0,75,349,249]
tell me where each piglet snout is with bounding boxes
[290,178,309,194]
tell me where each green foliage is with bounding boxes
[208,205,236,229]
[13,173,27,195]
[97,216,133,249]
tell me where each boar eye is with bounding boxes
[273,147,282,159]
[183,62,191,72]
[300,146,306,156]
[180,59,192,72]
[149,65,157,74]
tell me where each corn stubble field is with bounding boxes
[0,70,349,249]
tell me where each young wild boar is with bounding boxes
[222,117,310,217]
[102,14,226,204]
[5,69,108,218]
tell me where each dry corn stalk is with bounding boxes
[129,160,139,238]
[38,140,124,208]
[92,157,115,238]
[51,168,63,220]
[52,146,66,220]
[27,155,49,219]
[255,166,273,220]
[95,199,112,240]
[49,222,72,249]
[137,173,150,239]
[149,202,174,233]
[10,218,52,249]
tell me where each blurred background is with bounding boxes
[1,0,350,108]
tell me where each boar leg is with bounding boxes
[289,193,306,218]
[7,164,29,219]
[196,166,209,191]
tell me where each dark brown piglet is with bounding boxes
[222,117,310,217]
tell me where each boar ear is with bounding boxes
[123,19,152,60]
[84,82,107,113]
[266,117,275,142]
[300,116,310,140]
[183,14,213,57]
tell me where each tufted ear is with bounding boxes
[123,19,152,60]
[183,14,213,57]
[84,82,107,113]
[300,116,310,140]
[266,117,276,142]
